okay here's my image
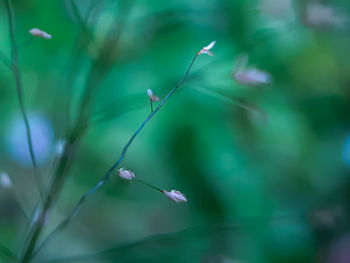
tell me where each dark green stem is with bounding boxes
[5,0,45,200]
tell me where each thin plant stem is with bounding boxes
[10,184,31,220]
[39,211,304,263]
[134,179,162,192]
[192,85,265,116]
[149,99,154,113]
[19,6,132,261]
[39,224,246,263]
[67,0,93,41]
[32,53,200,259]
[4,0,45,201]
[0,50,14,71]
[60,0,96,141]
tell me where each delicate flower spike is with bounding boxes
[117,168,135,180]
[29,28,52,39]
[162,189,187,203]
[0,172,12,188]
[198,41,216,56]
[147,89,160,102]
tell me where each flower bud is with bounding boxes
[234,68,270,86]
[0,172,12,188]
[117,168,135,180]
[29,28,52,39]
[232,54,270,86]
[162,189,187,203]
[198,41,216,56]
[147,89,159,102]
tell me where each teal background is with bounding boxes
[1,0,350,262]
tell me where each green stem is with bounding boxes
[5,0,45,200]
[19,5,129,258]
[134,179,162,192]
[32,53,199,259]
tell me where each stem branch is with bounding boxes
[33,53,199,258]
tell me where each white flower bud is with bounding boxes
[147,89,159,102]
[117,168,135,180]
[198,41,216,56]
[29,28,52,39]
[0,172,12,188]
[162,189,187,203]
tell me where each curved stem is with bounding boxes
[40,223,245,263]
[5,0,45,200]
[33,53,199,259]
[19,5,132,261]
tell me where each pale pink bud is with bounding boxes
[0,172,11,188]
[162,189,187,203]
[232,54,270,86]
[234,68,270,86]
[306,3,347,28]
[117,168,135,180]
[147,89,159,102]
[29,28,52,39]
[198,41,216,56]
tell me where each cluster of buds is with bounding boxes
[29,28,52,39]
[232,54,270,86]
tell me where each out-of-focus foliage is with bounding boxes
[1,0,350,262]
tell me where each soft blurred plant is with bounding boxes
[1,0,349,262]
[0,1,219,262]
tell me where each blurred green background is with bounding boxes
[1,0,350,262]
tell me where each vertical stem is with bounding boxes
[5,0,45,200]
[20,127,85,263]
[149,99,154,113]
[20,49,111,263]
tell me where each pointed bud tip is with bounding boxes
[199,41,216,56]
[204,41,216,50]
[147,89,153,97]
[147,89,160,102]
